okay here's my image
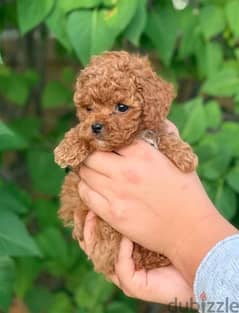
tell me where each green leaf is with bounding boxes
[36,227,76,275]
[198,147,232,180]
[194,36,206,78]
[202,67,239,97]
[0,184,30,214]
[168,104,187,133]
[23,69,39,87]
[195,135,218,163]
[205,42,223,78]
[34,199,59,228]
[124,0,147,46]
[60,0,101,12]
[67,10,115,65]
[202,180,217,203]
[27,149,65,196]
[216,122,239,157]
[37,228,68,263]
[103,0,137,35]
[225,0,239,37]
[46,3,72,50]
[145,6,178,65]
[0,53,3,64]
[0,209,41,256]
[49,293,73,313]
[226,165,239,193]
[215,182,237,220]
[61,67,76,87]
[178,9,199,59]
[204,100,222,129]
[0,70,38,106]
[75,272,114,309]
[42,81,72,108]
[25,287,54,313]
[107,302,134,313]
[0,73,29,106]
[15,257,41,298]
[66,258,94,289]
[0,121,27,151]
[10,116,41,141]
[67,0,137,64]
[0,120,13,137]
[17,0,55,34]
[181,98,207,144]
[7,75,29,104]
[195,41,223,79]
[199,5,225,39]
[0,257,15,312]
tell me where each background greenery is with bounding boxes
[1,0,239,312]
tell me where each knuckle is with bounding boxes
[135,139,147,150]
[166,120,179,136]
[122,286,135,298]
[79,165,87,178]
[78,182,89,202]
[120,164,141,185]
[108,200,127,222]
[123,289,133,298]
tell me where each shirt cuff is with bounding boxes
[193,234,239,312]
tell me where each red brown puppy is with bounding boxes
[54,51,198,276]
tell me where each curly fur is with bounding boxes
[54,51,198,276]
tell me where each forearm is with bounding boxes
[171,209,238,286]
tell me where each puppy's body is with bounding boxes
[54,51,198,276]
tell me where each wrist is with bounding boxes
[169,207,238,286]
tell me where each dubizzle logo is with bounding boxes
[200,291,207,301]
[168,295,239,313]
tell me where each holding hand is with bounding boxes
[78,121,238,302]
[78,211,194,306]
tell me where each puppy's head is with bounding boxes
[74,51,175,150]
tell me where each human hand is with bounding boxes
[78,211,194,306]
[78,121,238,285]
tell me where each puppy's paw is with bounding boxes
[54,126,90,168]
[177,149,198,173]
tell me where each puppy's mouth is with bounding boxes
[92,135,109,150]
[91,132,108,148]
[93,132,105,140]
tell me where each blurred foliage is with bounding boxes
[0,0,239,312]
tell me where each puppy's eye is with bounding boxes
[116,103,129,113]
[86,107,92,112]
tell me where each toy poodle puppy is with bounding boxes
[54,51,198,276]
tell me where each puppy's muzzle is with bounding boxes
[91,122,104,134]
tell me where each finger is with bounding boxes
[145,266,194,304]
[165,119,179,136]
[78,180,113,224]
[114,237,139,297]
[78,181,109,219]
[73,212,86,251]
[79,166,113,199]
[109,274,121,288]
[78,239,86,253]
[83,211,97,257]
[115,237,135,282]
[116,139,153,157]
[84,151,121,177]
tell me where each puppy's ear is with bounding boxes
[54,125,90,169]
[135,58,176,130]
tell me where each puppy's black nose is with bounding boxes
[91,123,103,134]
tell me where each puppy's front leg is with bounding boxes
[54,124,92,169]
[158,123,198,173]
